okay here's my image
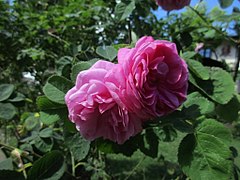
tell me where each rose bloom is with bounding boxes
[65,36,188,144]
[106,36,188,119]
[65,61,142,144]
[156,0,190,11]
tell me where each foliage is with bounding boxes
[0,0,240,179]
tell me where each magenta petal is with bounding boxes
[118,48,131,64]
[135,36,154,49]
[91,60,115,70]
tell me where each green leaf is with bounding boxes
[180,32,193,47]
[115,1,135,21]
[27,150,65,180]
[39,128,53,138]
[8,93,25,102]
[33,137,53,153]
[0,103,16,120]
[63,118,77,133]
[66,134,90,161]
[0,84,14,102]
[37,96,65,111]
[24,116,40,131]
[71,61,93,82]
[204,29,216,39]
[139,129,159,158]
[216,94,240,122]
[43,75,74,104]
[40,108,68,125]
[0,170,24,180]
[218,0,234,8]
[0,158,13,170]
[189,68,235,104]
[183,92,215,118]
[56,56,72,76]
[181,51,196,60]
[178,119,233,180]
[95,139,116,154]
[187,59,210,80]
[96,46,117,61]
[114,134,143,156]
[154,125,177,142]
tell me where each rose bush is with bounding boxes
[156,0,191,11]
[65,36,188,144]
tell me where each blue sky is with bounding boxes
[154,0,240,18]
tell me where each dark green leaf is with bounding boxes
[0,84,14,102]
[56,56,72,76]
[0,103,16,120]
[96,46,117,61]
[61,64,72,79]
[66,133,90,161]
[154,126,177,142]
[43,75,74,104]
[139,129,159,158]
[27,150,65,180]
[0,170,24,180]
[218,0,234,8]
[63,118,77,133]
[113,134,142,156]
[180,32,193,47]
[216,94,240,122]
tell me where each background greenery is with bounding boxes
[0,0,240,179]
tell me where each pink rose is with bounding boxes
[65,36,188,144]
[106,36,188,119]
[65,60,142,144]
[156,0,190,11]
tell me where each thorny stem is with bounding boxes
[188,6,239,44]
[47,31,70,46]
[70,151,75,177]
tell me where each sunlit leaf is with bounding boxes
[178,119,233,180]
